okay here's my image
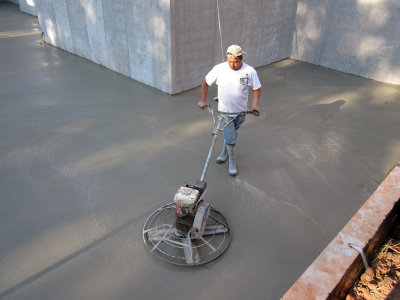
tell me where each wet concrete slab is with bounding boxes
[1,3,400,300]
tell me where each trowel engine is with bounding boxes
[173,180,210,236]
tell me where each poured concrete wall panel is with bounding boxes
[83,0,108,67]
[67,0,91,60]
[126,0,172,93]
[19,0,37,16]
[258,0,297,65]
[292,0,400,85]
[217,0,296,67]
[102,0,130,77]
[126,1,156,88]
[36,0,61,48]
[171,0,297,94]
[321,0,400,85]
[171,0,227,94]
[291,0,330,65]
[53,0,74,52]
[146,1,172,93]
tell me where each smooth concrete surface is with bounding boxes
[2,4,400,300]
[292,0,400,85]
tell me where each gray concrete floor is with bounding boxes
[1,3,400,300]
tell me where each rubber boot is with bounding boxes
[226,144,237,176]
[216,141,228,163]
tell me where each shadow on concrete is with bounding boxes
[278,99,346,127]
[0,215,143,299]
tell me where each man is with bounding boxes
[197,45,261,176]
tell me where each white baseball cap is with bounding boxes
[226,45,246,58]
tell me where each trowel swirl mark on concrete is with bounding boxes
[233,177,322,230]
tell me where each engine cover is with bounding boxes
[173,187,200,207]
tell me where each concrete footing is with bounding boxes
[281,163,400,299]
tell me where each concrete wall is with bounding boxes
[34,0,296,94]
[292,0,400,85]
[19,0,37,16]
[170,0,297,93]
[36,0,172,93]
[126,0,172,91]
[34,0,400,93]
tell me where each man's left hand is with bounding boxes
[252,107,260,116]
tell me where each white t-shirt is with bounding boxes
[205,62,261,113]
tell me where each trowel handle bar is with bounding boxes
[206,106,257,115]
[246,110,258,115]
[219,110,256,115]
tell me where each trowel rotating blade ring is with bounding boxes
[143,203,231,266]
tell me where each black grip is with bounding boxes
[248,110,260,116]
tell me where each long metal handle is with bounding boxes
[200,116,223,181]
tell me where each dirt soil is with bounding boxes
[346,238,400,300]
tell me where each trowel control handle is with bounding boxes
[248,110,260,116]
[206,106,258,116]
[229,110,259,116]
[210,98,258,115]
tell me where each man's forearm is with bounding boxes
[252,88,261,107]
[201,79,209,102]
[198,78,209,109]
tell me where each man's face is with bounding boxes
[227,56,243,70]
